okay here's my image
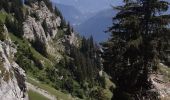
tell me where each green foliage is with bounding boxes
[31,39,48,57]
[55,30,65,40]
[0,0,24,37]
[0,0,23,16]
[58,14,67,29]
[65,23,73,35]
[98,76,106,88]
[54,6,62,17]
[0,1,109,100]
[0,20,5,41]
[113,89,132,100]
[90,87,110,100]
[9,33,53,72]
[10,32,87,99]
[62,36,107,99]
[102,0,170,99]
[0,12,9,23]
[27,77,78,100]
[5,16,23,37]
[42,19,48,36]
[30,13,40,21]
[28,90,49,100]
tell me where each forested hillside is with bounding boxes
[0,0,113,100]
[0,0,170,100]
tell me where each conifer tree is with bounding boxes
[102,0,170,99]
[54,6,61,17]
[66,22,72,35]
[0,20,4,33]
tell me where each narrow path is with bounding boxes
[26,82,57,100]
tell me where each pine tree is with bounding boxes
[0,20,4,34]
[66,22,72,35]
[102,0,170,99]
[54,6,61,17]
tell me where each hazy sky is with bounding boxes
[51,0,122,13]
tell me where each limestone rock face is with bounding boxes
[23,16,46,43]
[62,32,80,51]
[0,26,28,100]
[35,1,61,39]
[66,32,80,47]
[23,1,61,41]
[23,1,81,63]
[23,1,61,55]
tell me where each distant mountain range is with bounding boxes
[55,3,84,26]
[53,0,119,42]
[75,9,116,42]
[55,3,99,26]
[52,0,121,13]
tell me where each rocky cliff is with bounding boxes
[0,1,80,99]
[23,1,79,62]
[0,25,28,100]
[0,1,107,100]
[23,1,61,59]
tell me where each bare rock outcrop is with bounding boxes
[65,32,80,47]
[23,1,61,56]
[0,26,28,100]
[22,1,81,63]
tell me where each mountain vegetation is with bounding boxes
[0,0,170,100]
[0,0,112,100]
[102,0,170,99]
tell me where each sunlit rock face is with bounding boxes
[23,1,80,63]
[0,26,28,100]
[23,1,61,55]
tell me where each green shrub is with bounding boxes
[28,90,49,100]
[90,87,109,100]
[30,13,40,21]
[0,20,5,41]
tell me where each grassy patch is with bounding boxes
[0,12,7,22]
[27,77,79,100]
[54,30,65,40]
[9,33,53,68]
[28,90,49,100]
[159,64,170,82]
[102,77,115,100]
[0,12,13,23]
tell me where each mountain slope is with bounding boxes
[0,0,113,100]
[0,24,28,100]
